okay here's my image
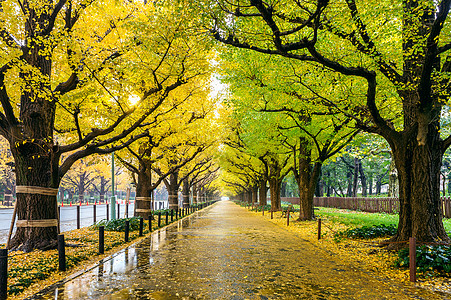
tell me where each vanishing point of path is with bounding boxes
[35,200,448,299]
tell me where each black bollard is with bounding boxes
[99,226,104,254]
[125,220,130,242]
[76,205,80,229]
[149,215,152,232]
[165,211,169,225]
[158,212,161,227]
[318,219,322,240]
[0,249,7,300]
[409,237,416,282]
[93,204,97,223]
[106,203,109,221]
[58,234,66,271]
[139,217,143,237]
[117,203,120,219]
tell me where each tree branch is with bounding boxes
[59,129,149,177]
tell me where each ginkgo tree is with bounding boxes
[154,101,220,210]
[117,76,215,218]
[208,0,451,246]
[0,1,210,251]
[220,47,359,219]
[219,97,292,210]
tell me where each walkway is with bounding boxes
[35,201,448,299]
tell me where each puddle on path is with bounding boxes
[34,201,449,300]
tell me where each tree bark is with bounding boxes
[8,3,60,251]
[268,155,283,211]
[258,179,267,207]
[280,181,287,197]
[192,183,197,206]
[296,161,321,221]
[293,143,322,221]
[182,178,190,208]
[252,185,258,205]
[346,171,353,197]
[358,160,367,197]
[388,158,399,197]
[352,158,359,197]
[389,114,449,246]
[168,171,179,210]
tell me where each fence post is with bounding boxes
[287,209,290,226]
[99,226,104,254]
[0,249,7,300]
[166,211,169,225]
[318,218,322,240]
[158,212,161,227]
[125,220,130,243]
[262,206,264,216]
[149,215,152,232]
[76,205,80,229]
[409,237,416,282]
[171,209,174,222]
[58,234,66,272]
[117,203,120,219]
[271,210,273,219]
[106,203,109,221]
[139,218,143,237]
[93,204,96,224]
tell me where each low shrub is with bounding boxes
[396,245,451,273]
[91,217,141,232]
[335,224,397,239]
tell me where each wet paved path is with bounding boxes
[37,200,448,299]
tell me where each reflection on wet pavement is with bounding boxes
[37,201,448,299]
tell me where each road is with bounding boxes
[33,200,448,300]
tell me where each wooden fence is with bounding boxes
[280,197,451,218]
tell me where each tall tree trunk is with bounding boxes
[294,143,322,221]
[352,158,359,197]
[268,155,283,211]
[252,185,258,205]
[258,179,267,207]
[134,144,153,219]
[168,171,179,210]
[182,178,190,208]
[8,3,60,251]
[368,174,373,195]
[192,183,197,206]
[389,114,449,246]
[134,167,152,220]
[296,161,321,221]
[358,160,367,197]
[388,159,399,197]
[325,171,331,197]
[346,171,353,197]
[78,173,85,203]
[269,177,281,211]
[280,181,287,197]
[99,177,106,204]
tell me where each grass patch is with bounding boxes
[315,207,451,235]
[316,207,398,227]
